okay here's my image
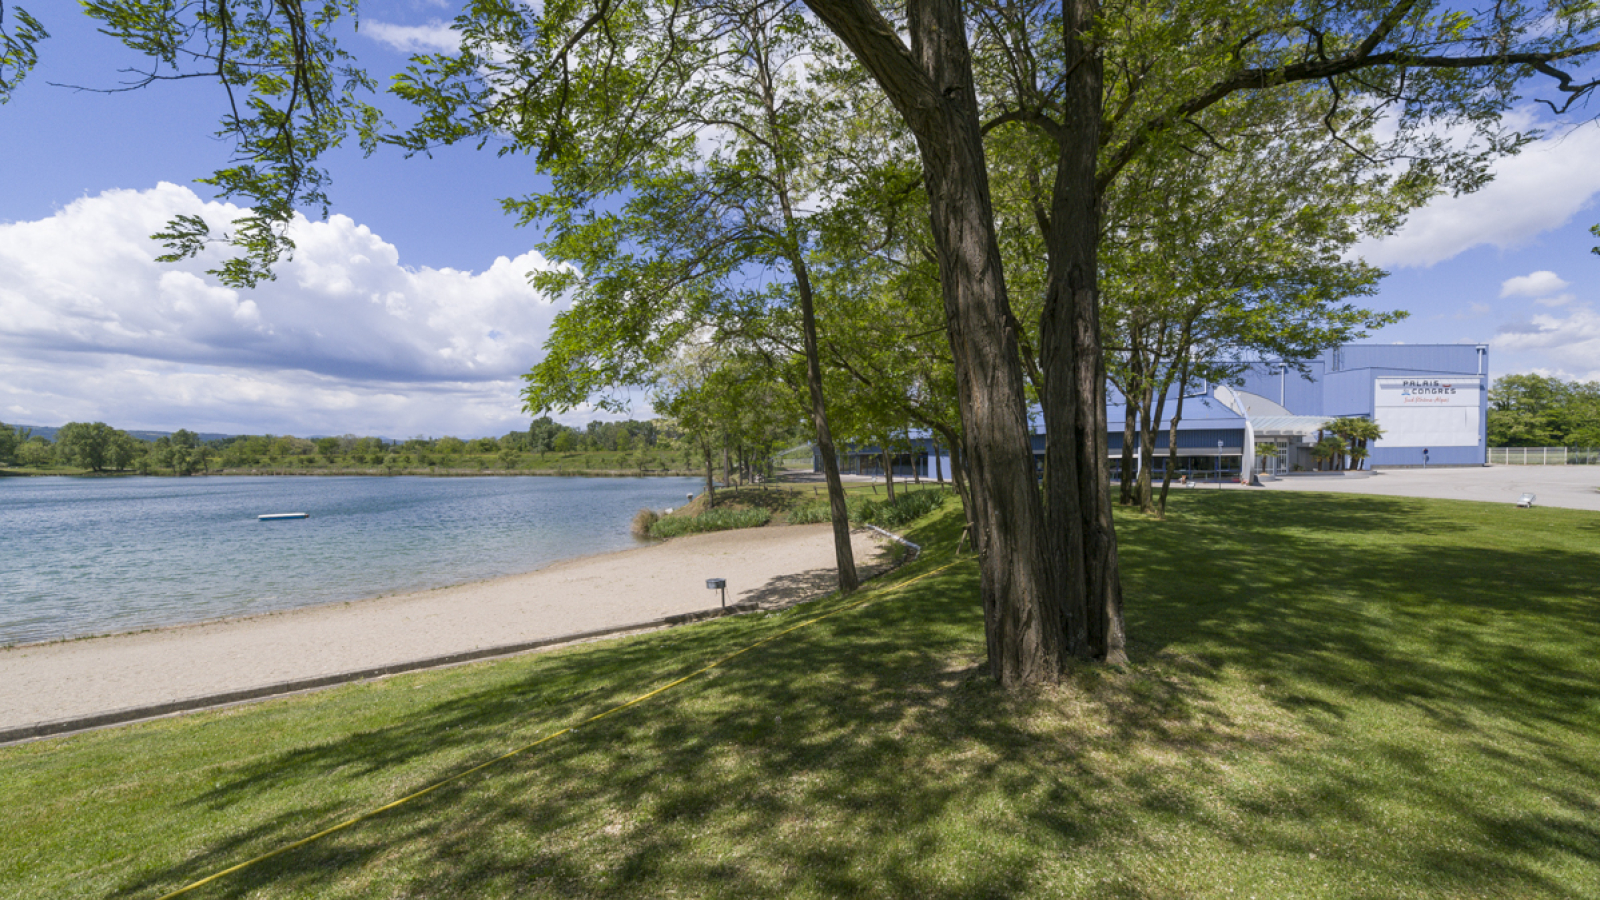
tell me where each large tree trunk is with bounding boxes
[1040,0,1126,664]
[805,0,1076,684]
[907,0,1063,684]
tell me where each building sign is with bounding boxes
[1372,377,1482,448]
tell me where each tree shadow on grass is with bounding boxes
[737,539,895,611]
[99,497,1600,899]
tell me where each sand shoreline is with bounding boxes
[0,524,888,736]
[1,534,731,652]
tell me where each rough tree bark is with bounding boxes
[1041,0,1126,663]
[804,0,1072,683]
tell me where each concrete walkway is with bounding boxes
[1262,466,1600,512]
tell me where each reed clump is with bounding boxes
[631,508,661,538]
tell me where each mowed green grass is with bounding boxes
[3,491,1598,898]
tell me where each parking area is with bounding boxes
[1262,466,1600,512]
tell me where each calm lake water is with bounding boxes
[0,475,703,645]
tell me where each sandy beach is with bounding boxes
[0,524,889,738]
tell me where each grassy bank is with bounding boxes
[641,482,949,538]
[3,492,1599,898]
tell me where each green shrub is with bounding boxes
[867,489,946,528]
[787,500,832,525]
[650,507,771,538]
[787,489,946,528]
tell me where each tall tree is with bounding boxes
[0,420,18,465]
[43,0,1600,686]
[55,421,124,473]
[1096,90,1414,512]
[457,5,872,592]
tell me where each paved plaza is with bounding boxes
[1262,465,1600,512]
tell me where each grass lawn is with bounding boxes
[3,491,1598,898]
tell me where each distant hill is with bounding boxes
[7,425,238,444]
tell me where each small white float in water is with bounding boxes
[258,512,310,521]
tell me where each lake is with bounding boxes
[0,475,703,645]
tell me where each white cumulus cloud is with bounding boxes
[0,184,575,436]
[363,19,461,54]
[1500,270,1571,297]
[1493,306,1600,383]
[1354,123,1600,268]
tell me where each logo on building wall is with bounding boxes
[1374,376,1482,448]
[1397,379,1457,402]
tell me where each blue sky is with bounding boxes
[2,3,1598,438]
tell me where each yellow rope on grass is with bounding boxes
[154,555,969,899]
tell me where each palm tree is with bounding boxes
[1325,417,1380,470]
[1350,419,1384,469]
[1348,443,1370,470]
[1312,436,1345,471]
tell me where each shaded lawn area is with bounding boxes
[3,491,1598,898]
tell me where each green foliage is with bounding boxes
[148,429,207,476]
[82,0,383,287]
[314,436,342,462]
[1321,417,1383,470]
[0,2,46,104]
[53,421,145,472]
[1488,373,1600,447]
[867,488,947,528]
[648,507,771,539]
[790,488,946,528]
[0,420,18,464]
[15,435,52,467]
[1311,435,1346,470]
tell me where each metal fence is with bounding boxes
[1488,447,1600,465]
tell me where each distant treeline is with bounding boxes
[0,417,696,475]
[1488,374,1600,448]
